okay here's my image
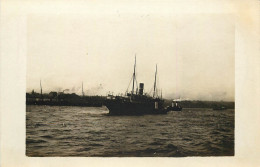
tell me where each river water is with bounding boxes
[26,105,234,157]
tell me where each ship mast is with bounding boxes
[40,79,43,100]
[153,64,157,98]
[82,82,84,97]
[132,55,136,95]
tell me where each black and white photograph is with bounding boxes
[25,13,235,157]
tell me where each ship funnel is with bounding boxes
[139,83,144,95]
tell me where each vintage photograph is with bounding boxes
[26,13,234,157]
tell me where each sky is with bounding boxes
[26,13,234,101]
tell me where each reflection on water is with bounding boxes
[26,105,234,157]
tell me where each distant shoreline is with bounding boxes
[26,101,103,107]
[26,99,234,109]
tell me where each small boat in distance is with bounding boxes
[167,100,182,111]
[104,56,168,115]
[212,106,227,110]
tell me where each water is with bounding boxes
[26,105,234,157]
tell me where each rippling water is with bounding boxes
[26,105,234,157]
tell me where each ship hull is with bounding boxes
[167,106,182,111]
[105,100,168,115]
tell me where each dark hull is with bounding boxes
[105,101,168,115]
[167,106,182,111]
[213,107,227,110]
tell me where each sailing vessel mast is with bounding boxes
[153,64,157,98]
[40,80,43,100]
[82,82,84,97]
[132,55,136,95]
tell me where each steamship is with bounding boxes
[104,57,168,115]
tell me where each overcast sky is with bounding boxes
[26,13,234,101]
